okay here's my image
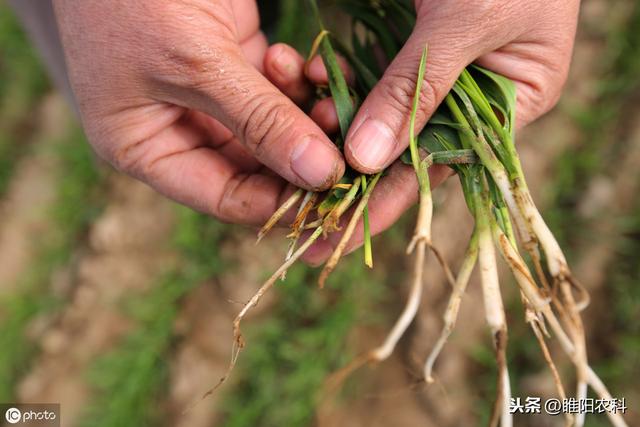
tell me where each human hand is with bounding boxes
[300,0,580,264]
[53,0,345,225]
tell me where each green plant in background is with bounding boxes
[79,208,231,427]
[221,261,382,427]
[0,3,50,195]
[549,3,640,249]
[0,3,49,119]
[0,126,103,401]
[80,274,184,427]
[547,4,640,425]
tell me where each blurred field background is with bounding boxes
[0,1,638,426]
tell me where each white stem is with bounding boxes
[478,223,505,333]
[492,225,550,312]
[476,194,512,427]
[407,190,433,254]
[511,183,568,277]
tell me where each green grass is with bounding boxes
[590,201,640,423]
[78,208,231,427]
[548,2,640,248]
[541,4,640,425]
[79,274,192,427]
[0,3,49,119]
[220,254,385,427]
[0,126,103,401]
[0,4,50,195]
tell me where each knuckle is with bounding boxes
[215,173,252,223]
[240,95,298,154]
[520,67,566,121]
[379,66,439,124]
[110,139,150,179]
[378,71,416,119]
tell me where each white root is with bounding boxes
[370,238,427,361]
[323,230,430,394]
[545,312,628,427]
[424,234,478,382]
[559,279,589,427]
[369,153,432,361]
[530,319,573,427]
[499,181,592,427]
[236,226,324,346]
[189,225,325,410]
[493,223,628,427]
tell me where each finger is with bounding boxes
[343,10,505,174]
[121,117,297,225]
[161,43,345,192]
[231,0,261,42]
[301,161,452,266]
[305,54,355,86]
[241,31,268,72]
[263,43,313,105]
[310,97,340,135]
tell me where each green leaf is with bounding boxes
[408,46,428,178]
[338,0,401,61]
[320,38,354,139]
[308,1,355,140]
[337,34,380,92]
[471,66,517,136]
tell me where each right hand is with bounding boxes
[53,0,345,225]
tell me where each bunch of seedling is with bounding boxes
[209,1,627,426]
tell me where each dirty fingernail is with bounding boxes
[291,136,341,190]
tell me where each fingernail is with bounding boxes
[348,119,395,170]
[291,136,340,189]
[273,46,298,79]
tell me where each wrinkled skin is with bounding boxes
[54,0,580,264]
[54,0,345,226]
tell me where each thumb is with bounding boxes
[344,14,494,173]
[172,47,345,191]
